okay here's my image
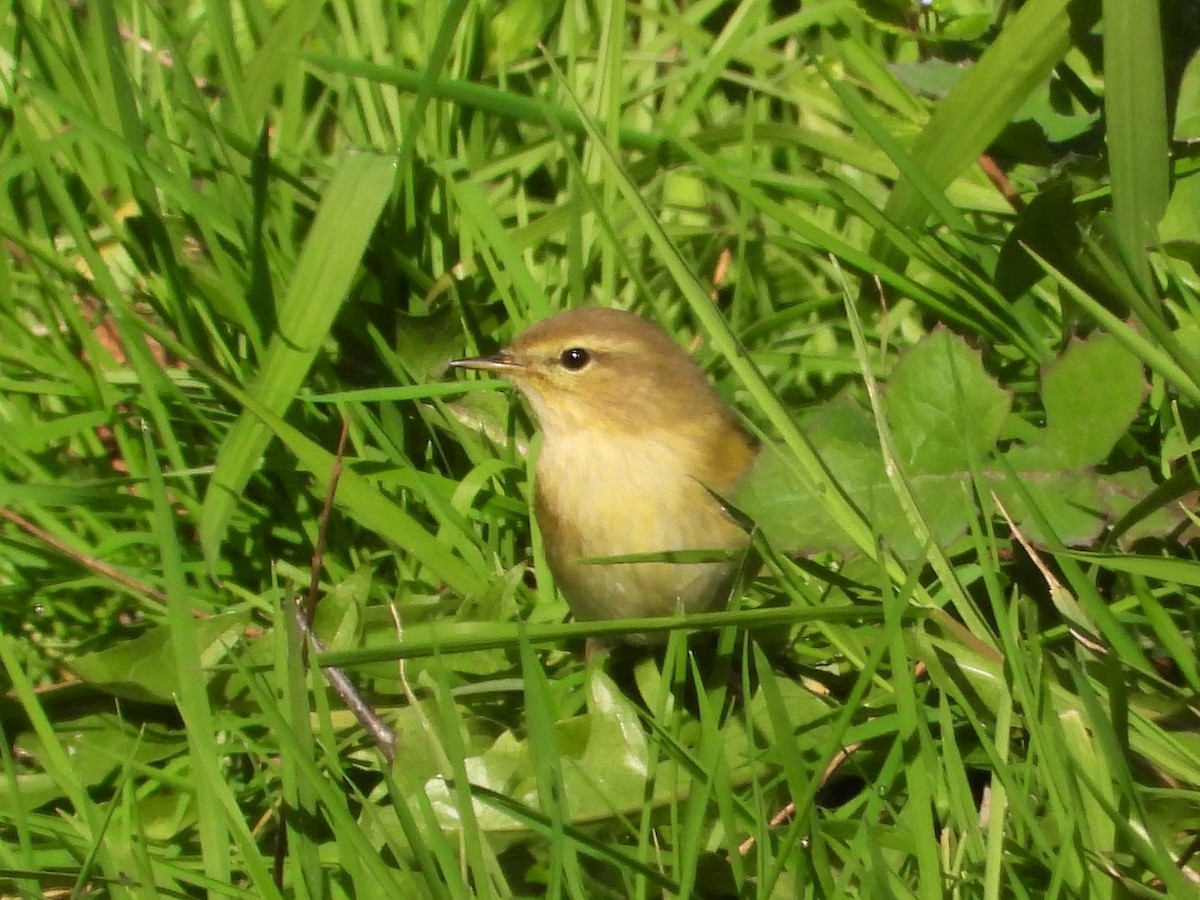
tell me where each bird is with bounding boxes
[450,307,758,641]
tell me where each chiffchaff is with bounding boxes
[451,307,757,638]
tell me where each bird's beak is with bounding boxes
[448,351,523,374]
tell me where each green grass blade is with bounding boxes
[199,152,397,564]
[1102,0,1170,296]
[873,0,1101,269]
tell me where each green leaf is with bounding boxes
[742,329,1159,556]
[889,59,966,100]
[392,306,466,382]
[7,715,186,809]
[741,330,1009,558]
[738,401,882,558]
[1008,332,1145,470]
[990,467,1112,546]
[1013,88,1100,143]
[571,668,652,796]
[1173,45,1200,143]
[884,328,1011,472]
[995,182,1083,300]
[1158,170,1200,256]
[487,0,563,64]
[67,611,250,704]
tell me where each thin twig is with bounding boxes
[0,507,167,604]
[293,604,397,764]
[991,490,1107,655]
[275,417,356,888]
[301,418,350,662]
[710,246,732,301]
[977,153,1027,213]
[295,415,397,759]
[737,741,862,856]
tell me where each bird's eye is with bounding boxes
[559,347,590,371]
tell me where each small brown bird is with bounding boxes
[451,307,757,638]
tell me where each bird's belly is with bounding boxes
[534,432,747,628]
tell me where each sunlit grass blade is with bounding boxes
[199,152,397,565]
[873,0,1100,269]
[1102,0,1170,298]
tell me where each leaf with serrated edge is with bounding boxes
[741,329,1164,557]
[884,328,1011,473]
[1007,332,1145,471]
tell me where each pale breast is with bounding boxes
[533,429,748,626]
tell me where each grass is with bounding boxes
[2,0,1200,897]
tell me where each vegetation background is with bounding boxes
[1,0,1199,896]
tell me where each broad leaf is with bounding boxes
[740,330,1157,557]
[67,611,249,704]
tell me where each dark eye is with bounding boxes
[559,347,590,371]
